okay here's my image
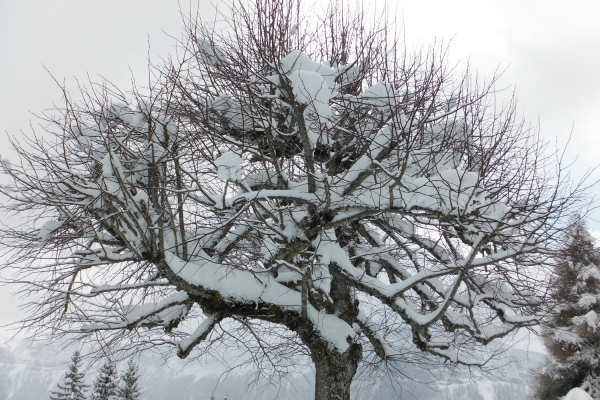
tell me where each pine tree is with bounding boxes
[118,359,141,400]
[50,350,89,400]
[532,217,600,399]
[91,360,118,400]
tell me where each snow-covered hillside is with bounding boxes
[0,338,544,400]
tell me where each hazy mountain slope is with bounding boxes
[0,339,544,400]
[0,343,66,399]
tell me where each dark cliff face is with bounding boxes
[0,337,544,400]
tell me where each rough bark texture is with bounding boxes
[306,267,362,400]
[312,343,362,400]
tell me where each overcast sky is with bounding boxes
[0,1,598,343]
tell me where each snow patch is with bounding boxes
[216,151,242,181]
[563,388,593,400]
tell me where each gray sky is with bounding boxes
[0,0,598,338]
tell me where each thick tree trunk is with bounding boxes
[311,342,362,400]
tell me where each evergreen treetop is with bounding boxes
[49,350,89,400]
[118,359,142,400]
[91,360,118,400]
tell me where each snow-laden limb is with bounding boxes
[165,251,356,353]
[0,3,588,398]
[80,292,191,332]
[177,314,222,358]
[90,281,171,294]
[355,310,392,359]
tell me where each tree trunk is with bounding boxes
[311,342,362,400]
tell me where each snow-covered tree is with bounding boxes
[92,361,118,400]
[0,1,590,399]
[532,217,600,399]
[118,359,141,400]
[50,351,89,400]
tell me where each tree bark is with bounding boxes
[311,342,362,400]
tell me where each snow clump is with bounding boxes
[216,151,243,181]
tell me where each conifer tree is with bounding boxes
[50,350,89,400]
[118,359,142,400]
[92,360,118,400]
[532,217,600,399]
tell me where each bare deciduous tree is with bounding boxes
[0,1,590,399]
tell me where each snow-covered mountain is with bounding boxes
[0,337,544,400]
